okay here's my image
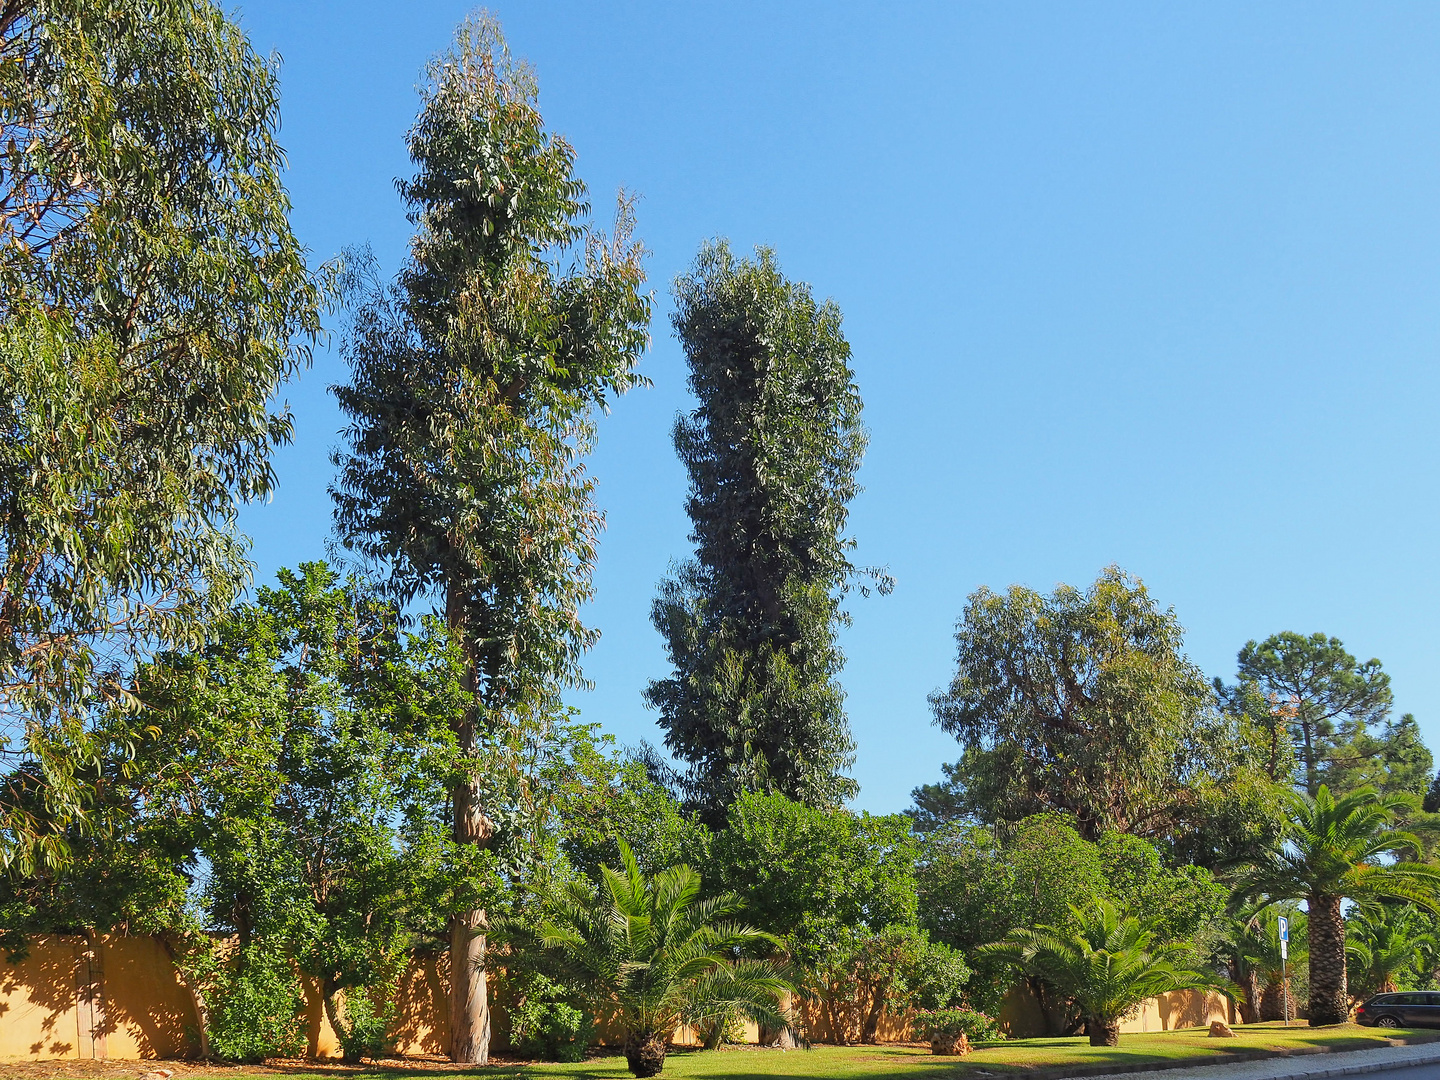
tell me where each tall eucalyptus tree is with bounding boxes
[330,15,649,1063]
[0,0,322,872]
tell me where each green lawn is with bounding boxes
[129,1022,1433,1080]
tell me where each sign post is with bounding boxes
[1278,916,1290,1026]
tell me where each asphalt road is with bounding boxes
[1354,1067,1440,1080]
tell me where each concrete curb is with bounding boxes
[1018,1034,1440,1080]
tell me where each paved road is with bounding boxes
[1079,1041,1440,1080]
[1350,1066,1439,1080]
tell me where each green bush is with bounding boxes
[332,983,397,1063]
[208,949,306,1063]
[911,1008,1003,1044]
[505,973,593,1062]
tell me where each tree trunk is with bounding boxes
[761,991,798,1048]
[1228,956,1259,1024]
[1239,965,1261,1024]
[321,987,363,1064]
[1087,1016,1120,1047]
[624,1031,667,1078]
[1260,978,1296,1021]
[448,783,492,1063]
[447,586,495,1065]
[860,985,886,1044]
[1308,893,1348,1025]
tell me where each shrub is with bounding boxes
[912,1008,1003,1045]
[207,948,306,1063]
[509,993,593,1062]
[331,982,398,1063]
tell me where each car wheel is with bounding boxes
[1376,1016,1402,1028]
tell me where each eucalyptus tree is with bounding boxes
[1233,785,1440,1025]
[646,242,888,821]
[0,0,322,872]
[330,14,649,1062]
[927,567,1241,841]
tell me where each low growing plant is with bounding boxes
[912,1008,1002,1055]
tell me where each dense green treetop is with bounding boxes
[646,242,889,821]
[1230,631,1403,796]
[0,0,323,873]
[927,567,1249,841]
[709,792,917,967]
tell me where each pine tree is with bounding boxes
[645,242,886,822]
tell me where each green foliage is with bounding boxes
[927,567,1252,842]
[983,899,1228,1046]
[504,971,593,1062]
[0,0,323,873]
[331,10,650,722]
[646,242,889,822]
[560,750,711,882]
[536,840,790,1077]
[916,814,1224,1016]
[1234,784,1440,1024]
[806,923,970,1045]
[1231,632,1404,797]
[1346,902,1438,998]
[329,980,400,1064]
[911,1008,1003,1044]
[710,793,919,967]
[207,942,307,1064]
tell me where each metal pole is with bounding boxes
[1282,954,1289,1026]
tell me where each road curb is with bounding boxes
[1026,1034,1440,1080]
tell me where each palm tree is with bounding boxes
[1219,906,1306,1023]
[1233,784,1440,1025]
[1346,901,1438,1000]
[537,840,791,1077]
[982,898,1228,1046]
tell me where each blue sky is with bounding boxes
[232,1,1440,814]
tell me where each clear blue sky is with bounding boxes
[231,1,1440,814]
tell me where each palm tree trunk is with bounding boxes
[1232,959,1260,1024]
[1260,977,1295,1021]
[1087,1015,1120,1047]
[624,1031,667,1078]
[1308,893,1349,1024]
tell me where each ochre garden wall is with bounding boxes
[995,983,1236,1038]
[0,935,1233,1061]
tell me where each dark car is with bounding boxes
[1356,992,1440,1028]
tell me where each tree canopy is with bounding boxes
[645,242,888,822]
[1231,631,1409,797]
[926,567,1243,841]
[0,0,323,873]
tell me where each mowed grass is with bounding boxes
[10,1022,1418,1080]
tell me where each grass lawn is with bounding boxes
[2,1023,1432,1080]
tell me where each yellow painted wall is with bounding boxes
[0,936,197,1061]
[997,983,1235,1038]
[0,935,1238,1061]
